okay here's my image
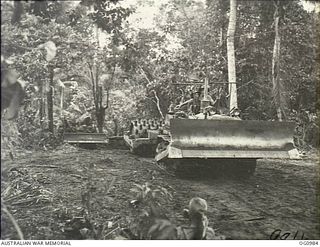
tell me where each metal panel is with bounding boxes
[124,135,158,149]
[63,133,108,144]
[166,146,300,159]
[170,118,296,150]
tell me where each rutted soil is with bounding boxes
[1,146,319,240]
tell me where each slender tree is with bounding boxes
[227,0,238,112]
[47,65,54,133]
[272,0,286,121]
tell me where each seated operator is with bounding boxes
[176,87,216,115]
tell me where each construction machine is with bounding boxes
[154,78,300,178]
[123,119,165,157]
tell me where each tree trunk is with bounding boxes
[96,85,105,133]
[227,0,238,112]
[47,66,54,134]
[91,23,107,133]
[39,81,44,128]
[60,87,64,117]
[12,1,23,24]
[113,117,118,136]
[139,67,165,119]
[88,63,104,133]
[272,0,284,121]
[152,90,165,119]
[95,67,106,133]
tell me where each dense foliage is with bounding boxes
[1,0,319,151]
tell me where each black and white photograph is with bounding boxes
[1,0,319,242]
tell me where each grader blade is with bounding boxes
[162,118,300,160]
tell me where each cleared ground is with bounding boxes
[1,146,319,240]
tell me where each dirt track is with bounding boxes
[1,146,319,240]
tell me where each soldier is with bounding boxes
[176,87,215,115]
[189,91,202,115]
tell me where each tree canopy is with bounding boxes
[1,0,319,149]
